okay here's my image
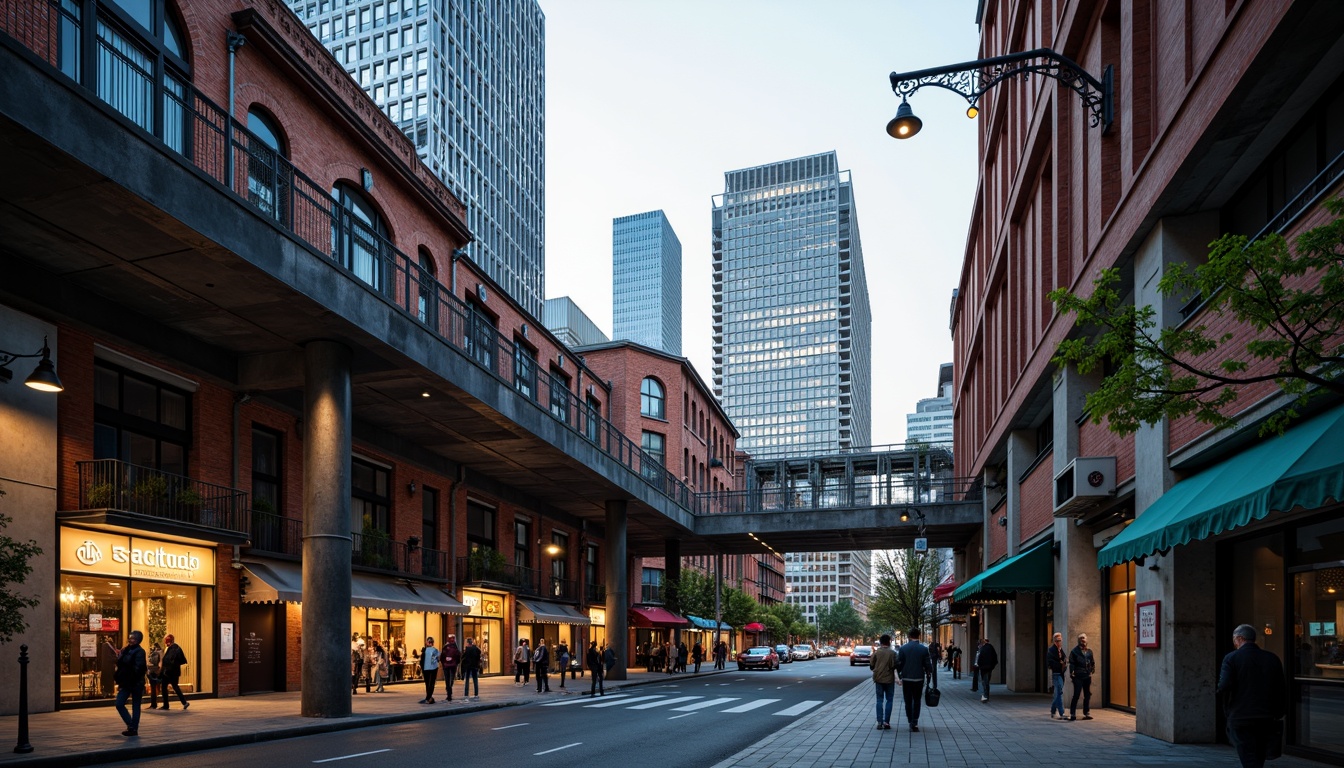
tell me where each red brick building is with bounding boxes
[946,0,1344,759]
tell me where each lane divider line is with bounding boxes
[313,749,391,763]
[534,743,583,756]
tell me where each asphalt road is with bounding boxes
[95,657,870,768]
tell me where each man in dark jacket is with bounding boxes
[440,635,461,701]
[460,637,482,700]
[1217,624,1285,768]
[1068,633,1095,720]
[533,638,551,692]
[1047,632,1068,719]
[896,628,935,732]
[975,637,998,702]
[114,630,147,737]
[160,633,190,710]
[587,640,605,696]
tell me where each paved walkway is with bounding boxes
[712,672,1322,768]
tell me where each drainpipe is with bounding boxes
[450,247,466,295]
[448,464,464,589]
[225,31,246,184]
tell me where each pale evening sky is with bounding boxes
[542,1,982,445]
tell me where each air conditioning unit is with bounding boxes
[1054,457,1116,517]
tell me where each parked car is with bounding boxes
[775,644,794,663]
[836,646,853,656]
[737,646,780,671]
[850,645,874,666]
[819,645,837,657]
[791,644,816,661]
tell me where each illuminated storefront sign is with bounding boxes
[588,607,605,626]
[60,528,215,585]
[462,589,504,618]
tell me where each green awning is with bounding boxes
[952,540,1054,602]
[1098,403,1344,569]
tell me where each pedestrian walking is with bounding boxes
[970,638,981,691]
[1068,633,1094,719]
[975,637,998,702]
[373,641,388,692]
[603,642,617,676]
[678,641,689,672]
[160,634,190,710]
[1217,623,1286,768]
[361,640,375,693]
[929,640,943,674]
[896,627,934,732]
[587,640,605,696]
[514,639,530,685]
[655,641,667,673]
[692,641,704,673]
[533,638,551,692]
[556,641,570,689]
[460,637,482,700]
[351,641,364,695]
[113,630,147,737]
[441,635,461,701]
[1047,632,1068,719]
[715,640,728,670]
[146,643,163,710]
[948,642,962,678]
[642,641,653,672]
[419,637,440,704]
[871,634,897,730]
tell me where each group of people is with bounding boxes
[510,638,617,696]
[110,631,191,738]
[1046,631,1095,720]
[412,634,483,704]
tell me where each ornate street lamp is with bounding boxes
[888,48,1113,139]
[0,337,63,392]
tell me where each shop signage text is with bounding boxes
[61,528,215,585]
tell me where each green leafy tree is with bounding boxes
[720,586,759,631]
[869,549,940,638]
[0,488,44,644]
[757,601,806,644]
[817,600,865,642]
[664,569,716,619]
[1050,198,1344,437]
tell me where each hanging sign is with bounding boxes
[1136,600,1161,648]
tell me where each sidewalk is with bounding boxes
[0,665,726,767]
[713,672,1323,768]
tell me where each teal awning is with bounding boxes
[685,615,733,631]
[1098,403,1344,569]
[952,540,1054,602]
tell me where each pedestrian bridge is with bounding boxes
[655,445,983,556]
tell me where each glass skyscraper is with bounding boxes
[712,152,871,459]
[612,211,682,355]
[288,0,546,317]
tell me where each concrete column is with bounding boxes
[300,341,353,718]
[1003,429,1036,690]
[665,538,682,645]
[604,500,628,680]
[1053,365,1102,692]
[1132,213,1219,742]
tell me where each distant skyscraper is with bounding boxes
[712,151,872,458]
[289,0,546,317]
[906,363,954,445]
[612,211,682,355]
[713,151,873,626]
[544,296,609,348]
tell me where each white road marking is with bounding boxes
[491,723,530,730]
[626,695,703,710]
[313,749,392,763]
[534,743,583,756]
[773,700,824,716]
[668,712,696,719]
[721,698,781,713]
[541,694,630,707]
[585,695,666,708]
[671,697,739,712]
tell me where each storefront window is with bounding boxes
[351,607,446,682]
[1292,516,1344,758]
[1105,562,1136,709]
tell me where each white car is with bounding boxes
[791,644,816,661]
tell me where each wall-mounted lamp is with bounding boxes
[407,480,417,495]
[0,336,64,392]
[406,535,421,552]
[998,516,1008,527]
[545,542,562,556]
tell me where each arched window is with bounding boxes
[640,377,665,419]
[246,106,289,220]
[416,247,437,328]
[83,1,191,152]
[331,182,387,290]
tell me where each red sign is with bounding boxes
[1136,601,1160,648]
[102,618,121,631]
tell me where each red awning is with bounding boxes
[629,606,690,628]
[744,622,765,632]
[932,576,958,602]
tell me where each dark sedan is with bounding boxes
[850,645,874,666]
[775,644,794,663]
[737,646,780,670]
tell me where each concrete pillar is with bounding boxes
[1003,430,1036,690]
[300,341,353,718]
[1132,213,1219,741]
[665,538,682,645]
[1053,365,1102,694]
[604,500,628,680]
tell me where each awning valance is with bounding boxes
[743,622,765,632]
[685,615,733,631]
[1099,403,1344,569]
[518,599,590,625]
[241,560,468,614]
[952,541,1054,602]
[629,605,690,628]
[932,575,958,602]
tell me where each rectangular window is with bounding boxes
[585,395,602,443]
[351,458,391,567]
[549,373,570,423]
[465,304,495,369]
[515,518,531,570]
[467,501,495,550]
[641,431,665,482]
[92,361,191,476]
[513,342,536,399]
[420,487,440,577]
[641,568,664,603]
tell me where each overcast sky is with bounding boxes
[542,1,982,445]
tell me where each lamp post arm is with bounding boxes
[890,48,1113,131]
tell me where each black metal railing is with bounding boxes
[545,576,576,602]
[585,583,606,604]
[250,510,301,557]
[418,546,452,580]
[77,459,249,534]
[691,476,978,514]
[456,557,539,594]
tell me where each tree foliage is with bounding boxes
[0,488,44,644]
[816,599,865,642]
[719,586,759,631]
[665,569,716,619]
[756,601,807,644]
[868,549,940,638]
[1050,198,1344,436]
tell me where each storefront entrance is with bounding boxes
[461,589,506,675]
[1105,562,1137,710]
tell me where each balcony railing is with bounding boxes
[250,510,301,557]
[456,557,539,595]
[76,459,249,535]
[248,512,449,579]
[691,476,978,514]
[544,575,576,602]
[585,583,606,604]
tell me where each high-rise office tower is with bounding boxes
[544,296,609,348]
[288,0,546,317]
[712,151,871,458]
[612,211,682,355]
[906,363,954,445]
[712,151,873,625]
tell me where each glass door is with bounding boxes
[1105,562,1137,709]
